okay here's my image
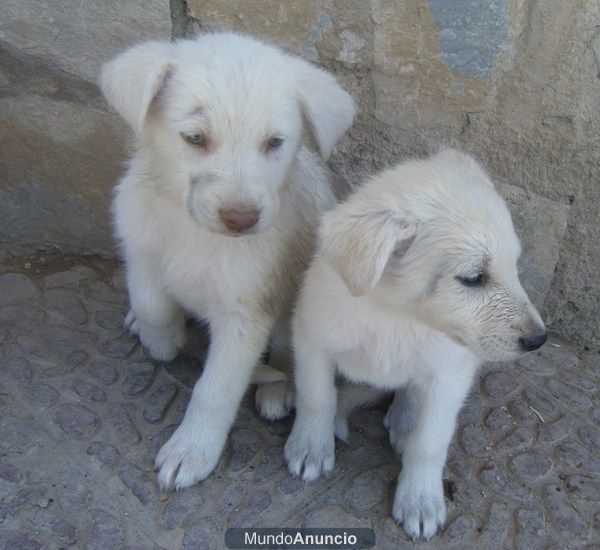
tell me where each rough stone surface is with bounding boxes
[185,0,599,350]
[0,0,171,83]
[1,0,599,349]
[427,0,508,79]
[0,273,40,309]
[497,182,570,307]
[0,257,598,547]
[0,1,170,255]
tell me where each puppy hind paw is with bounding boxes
[141,324,185,362]
[145,340,181,362]
[384,408,414,455]
[255,381,294,421]
[123,309,184,361]
[334,414,349,442]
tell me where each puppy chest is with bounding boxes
[334,341,416,389]
[161,243,285,316]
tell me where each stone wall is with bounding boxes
[0,1,171,254]
[1,1,598,349]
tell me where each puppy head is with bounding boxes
[321,149,546,362]
[100,33,355,236]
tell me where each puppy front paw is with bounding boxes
[124,309,140,335]
[155,423,224,490]
[392,474,446,541]
[284,421,334,481]
[255,380,295,421]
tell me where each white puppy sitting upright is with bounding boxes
[100,33,355,489]
[285,149,547,541]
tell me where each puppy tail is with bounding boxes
[251,364,287,384]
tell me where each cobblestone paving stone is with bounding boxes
[0,256,599,548]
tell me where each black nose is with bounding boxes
[520,330,548,352]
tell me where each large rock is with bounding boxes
[0,0,598,348]
[0,95,122,253]
[0,0,171,255]
[498,182,570,308]
[186,0,599,349]
[0,0,170,83]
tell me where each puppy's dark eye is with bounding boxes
[267,136,284,150]
[457,273,485,286]
[182,132,206,147]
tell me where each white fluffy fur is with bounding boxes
[285,149,546,541]
[100,32,355,490]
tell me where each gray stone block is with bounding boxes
[498,181,570,308]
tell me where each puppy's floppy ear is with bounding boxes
[320,207,416,297]
[293,59,356,160]
[100,41,173,133]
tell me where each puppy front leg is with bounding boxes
[125,257,185,361]
[155,313,272,490]
[284,333,336,481]
[393,365,476,541]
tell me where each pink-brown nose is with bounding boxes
[219,209,260,232]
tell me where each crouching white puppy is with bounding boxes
[285,149,546,540]
[100,32,355,489]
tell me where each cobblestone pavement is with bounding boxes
[0,253,598,549]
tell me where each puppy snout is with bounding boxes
[519,329,548,352]
[219,209,260,232]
